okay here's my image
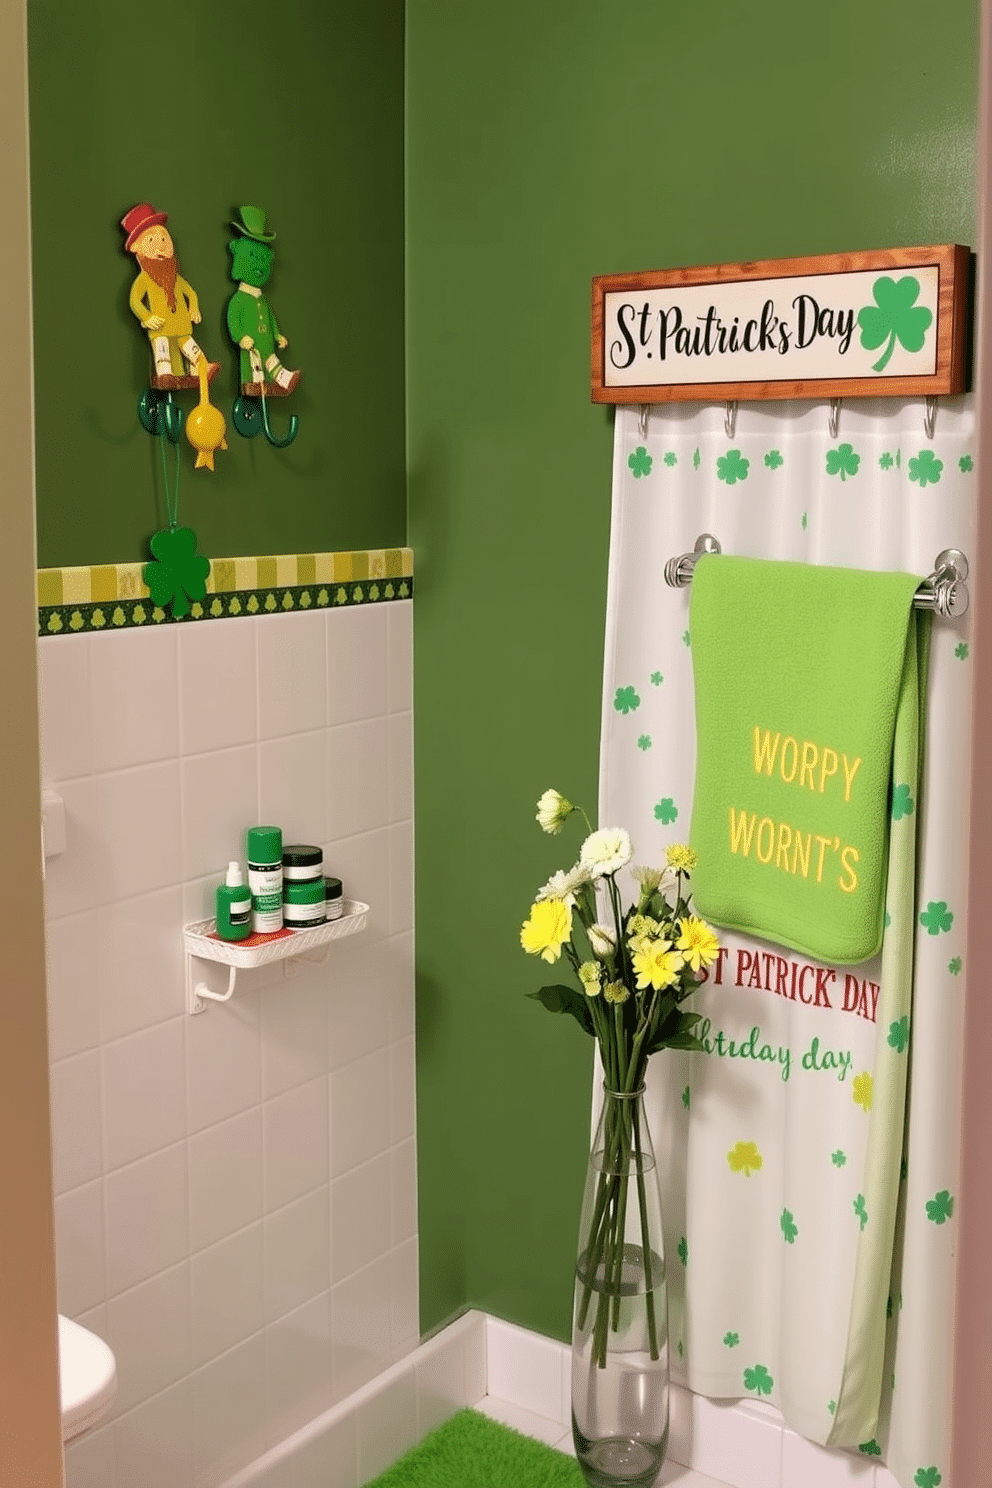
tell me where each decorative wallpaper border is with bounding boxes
[37,548,413,636]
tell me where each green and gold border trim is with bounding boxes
[37,548,413,636]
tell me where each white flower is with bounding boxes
[631,864,671,893]
[536,789,574,835]
[579,827,633,877]
[536,863,592,905]
[587,922,617,957]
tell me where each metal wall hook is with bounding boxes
[829,398,842,440]
[637,404,649,441]
[663,532,721,588]
[724,401,738,440]
[924,396,938,442]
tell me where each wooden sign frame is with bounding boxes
[591,244,970,405]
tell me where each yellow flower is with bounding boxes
[676,917,720,971]
[853,1072,873,1112]
[603,980,630,1004]
[632,939,683,991]
[626,914,660,954]
[520,897,572,963]
[579,961,601,997]
[666,844,698,873]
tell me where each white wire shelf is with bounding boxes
[183,899,369,1014]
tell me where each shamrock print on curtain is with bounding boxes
[597,398,974,1488]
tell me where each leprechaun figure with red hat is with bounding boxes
[122,203,220,389]
[226,205,301,396]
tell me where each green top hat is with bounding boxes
[230,205,276,243]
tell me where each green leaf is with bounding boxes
[857,276,933,372]
[526,985,594,1038]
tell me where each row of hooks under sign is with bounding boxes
[636,396,940,443]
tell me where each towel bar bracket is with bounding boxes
[664,536,970,619]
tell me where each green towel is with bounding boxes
[688,556,929,965]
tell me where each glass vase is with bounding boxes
[571,1084,669,1488]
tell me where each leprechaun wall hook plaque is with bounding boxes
[226,205,301,449]
[122,202,228,471]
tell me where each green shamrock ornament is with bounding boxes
[143,526,210,619]
[857,275,933,372]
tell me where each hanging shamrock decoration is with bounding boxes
[143,526,210,619]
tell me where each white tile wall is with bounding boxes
[43,601,417,1488]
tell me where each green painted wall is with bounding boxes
[407,1,979,1341]
[28,0,405,569]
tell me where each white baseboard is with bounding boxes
[216,1309,901,1488]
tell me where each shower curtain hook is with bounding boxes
[638,404,649,441]
[924,395,938,442]
[724,401,738,440]
[829,398,842,440]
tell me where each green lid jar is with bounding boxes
[324,875,343,921]
[283,877,327,928]
[282,844,324,882]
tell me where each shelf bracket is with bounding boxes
[187,961,237,1016]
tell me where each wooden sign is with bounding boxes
[591,245,970,405]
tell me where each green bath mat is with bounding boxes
[362,1408,584,1487]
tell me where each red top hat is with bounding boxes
[121,202,169,252]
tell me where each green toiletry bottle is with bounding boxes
[216,861,252,941]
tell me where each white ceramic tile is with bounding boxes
[192,1332,268,1485]
[386,601,413,715]
[461,1311,487,1408]
[190,1222,265,1366]
[329,1048,391,1176]
[415,1325,473,1439]
[326,719,392,840]
[89,625,179,772]
[391,1139,417,1245]
[112,1377,195,1488]
[181,744,258,882]
[187,985,262,1133]
[485,1316,566,1426]
[389,1035,416,1145]
[390,1238,420,1363]
[325,827,391,942]
[388,819,414,935]
[667,1382,694,1467]
[104,1141,188,1296]
[387,710,413,822]
[326,936,392,1069]
[689,1392,783,1488]
[781,1429,876,1487]
[179,617,258,755]
[105,1261,192,1415]
[264,1291,334,1445]
[331,1153,392,1282]
[46,909,100,1061]
[260,970,329,1099]
[188,1107,264,1253]
[257,610,327,740]
[385,932,415,1041]
[474,1393,566,1447]
[64,1416,116,1488]
[50,1049,104,1194]
[37,632,93,782]
[264,1075,329,1212]
[42,777,103,919]
[54,1179,106,1317]
[331,1254,393,1401]
[874,1469,899,1488]
[258,731,328,848]
[293,1412,358,1488]
[264,1187,331,1323]
[96,885,184,1040]
[89,762,182,904]
[101,1017,186,1170]
[355,1370,418,1485]
[327,605,389,725]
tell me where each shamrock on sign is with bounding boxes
[826,443,860,481]
[857,275,933,372]
[143,526,210,619]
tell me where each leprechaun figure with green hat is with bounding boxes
[226,206,301,396]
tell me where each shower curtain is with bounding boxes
[598,398,974,1488]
